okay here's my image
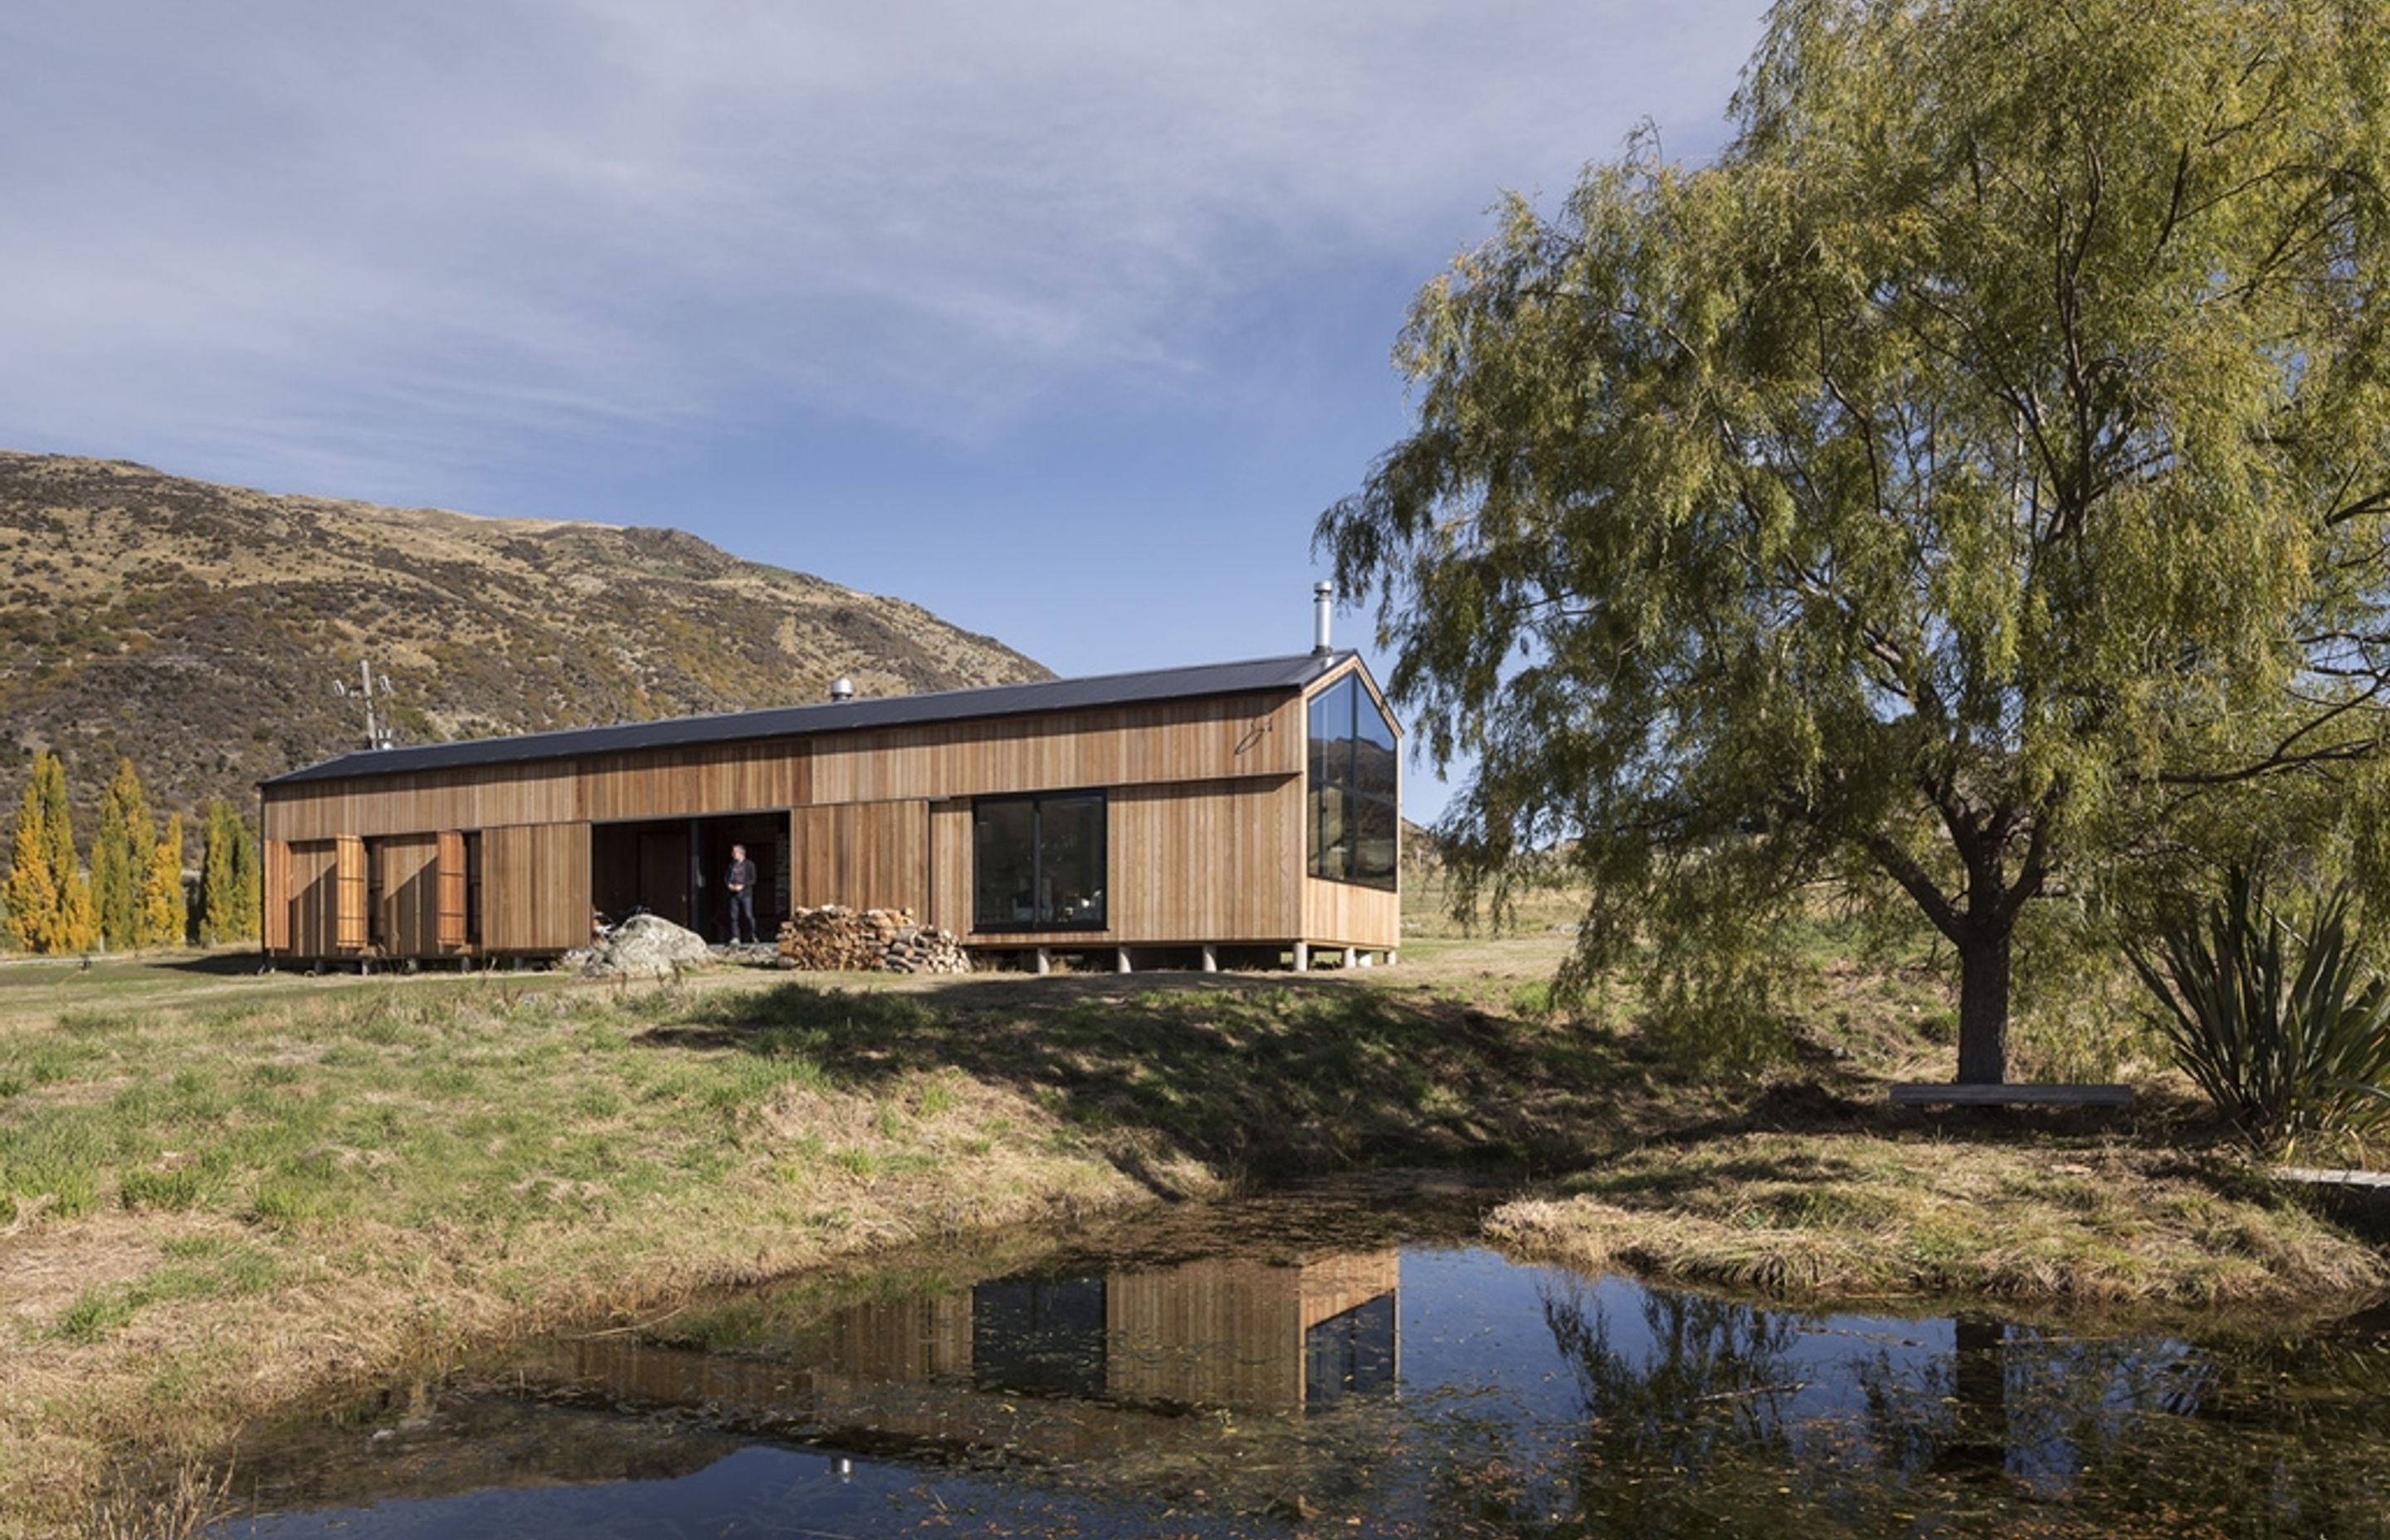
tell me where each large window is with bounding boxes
[1304,1292,1397,1409]
[1308,675,1397,889]
[973,792,1108,931]
[972,1276,1108,1400]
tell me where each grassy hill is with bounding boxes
[0,451,1050,821]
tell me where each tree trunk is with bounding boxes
[1934,1315,2011,1475]
[1955,929,2011,1084]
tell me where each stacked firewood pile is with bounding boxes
[775,905,971,974]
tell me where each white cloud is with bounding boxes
[0,0,1759,476]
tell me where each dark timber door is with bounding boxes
[637,829,690,927]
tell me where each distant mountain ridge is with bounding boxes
[0,451,1051,821]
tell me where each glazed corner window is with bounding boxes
[1308,675,1397,890]
[973,792,1107,931]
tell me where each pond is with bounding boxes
[210,1179,2388,1538]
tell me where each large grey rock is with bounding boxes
[571,914,714,978]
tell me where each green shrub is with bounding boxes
[2128,869,2390,1150]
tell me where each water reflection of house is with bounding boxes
[544,1251,1399,1462]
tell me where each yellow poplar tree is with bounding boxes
[2,760,61,952]
[51,811,99,957]
[3,753,97,954]
[140,813,188,948]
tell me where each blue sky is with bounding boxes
[1,1,1765,820]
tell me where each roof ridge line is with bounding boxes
[264,651,1357,787]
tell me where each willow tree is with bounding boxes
[1320,0,2390,1082]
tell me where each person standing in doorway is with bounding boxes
[724,843,758,944]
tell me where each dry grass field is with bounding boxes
[1,930,2382,1538]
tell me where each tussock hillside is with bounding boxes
[0,451,1050,820]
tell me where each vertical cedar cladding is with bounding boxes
[1108,779,1300,942]
[436,831,469,950]
[284,840,341,955]
[334,835,368,951]
[261,838,290,951]
[263,741,814,841]
[374,835,443,956]
[789,802,930,915]
[481,823,592,953]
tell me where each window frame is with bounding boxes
[1307,675,1400,891]
[971,790,1110,933]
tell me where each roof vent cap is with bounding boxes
[829,676,856,702]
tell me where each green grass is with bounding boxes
[2,938,2383,1540]
[116,1167,204,1212]
[0,977,831,1241]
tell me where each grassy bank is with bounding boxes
[2,938,2383,1537]
[1486,1133,2383,1309]
[0,963,1156,1539]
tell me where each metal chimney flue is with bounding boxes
[1311,581,1334,655]
[829,676,855,702]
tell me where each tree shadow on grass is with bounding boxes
[1567,1148,1887,1206]
[631,972,2271,1206]
[638,972,1652,1182]
[1657,1067,2240,1157]
[156,951,274,977]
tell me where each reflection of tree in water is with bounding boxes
[1414,1279,1812,1538]
[1841,1314,2390,1537]
[1543,1279,1806,1468]
[2027,1327,2390,1537]
[1843,1314,2034,1484]
[1500,1280,2390,1540]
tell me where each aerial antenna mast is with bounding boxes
[334,660,398,749]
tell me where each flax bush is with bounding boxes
[2128,870,2390,1152]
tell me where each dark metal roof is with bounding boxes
[265,651,1358,788]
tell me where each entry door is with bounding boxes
[637,830,690,926]
[700,819,782,942]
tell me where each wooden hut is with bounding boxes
[257,650,1400,969]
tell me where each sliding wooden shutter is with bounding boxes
[334,834,368,952]
[436,831,469,950]
[482,823,591,953]
[261,838,290,951]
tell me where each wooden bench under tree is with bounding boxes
[1890,1083,2134,1110]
